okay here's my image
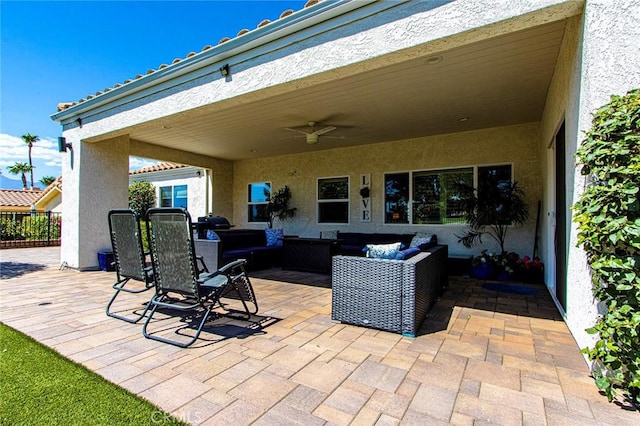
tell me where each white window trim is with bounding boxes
[317,175,350,225]
[158,184,189,208]
[247,181,271,223]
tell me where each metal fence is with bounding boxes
[0,211,62,248]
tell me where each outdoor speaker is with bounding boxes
[58,137,71,152]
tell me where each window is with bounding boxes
[318,177,349,223]
[248,182,270,223]
[384,165,509,225]
[159,185,188,208]
[159,186,172,207]
[384,173,409,224]
[412,168,473,224]
[173,185,187,208]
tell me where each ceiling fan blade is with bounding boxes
[322,135,346,140]
[283,127,309,135]
[280,134,306,140]
[314,126,336,136]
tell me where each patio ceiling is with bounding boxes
[127,19,567,162]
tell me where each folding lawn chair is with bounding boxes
[105,209,155,323]
[142,208,255,347]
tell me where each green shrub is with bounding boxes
[128,181,156,219]
[0,218,24,241]
[22,216,61,240]
[573,88,640,406]
[140,220,150,253]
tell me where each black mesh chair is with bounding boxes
[106,209,155,323]
[142,208,254,347]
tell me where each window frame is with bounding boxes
[172,184,188,208]
[159,186,172,208]
[383,163,513,226]
[158,185,188,208]
[317,176,350,224]
[247,181,271,223]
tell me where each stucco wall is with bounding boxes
[60,135,130,270]
[233,122,542,259]
[540,0,640,353]
[539,14,583,307]
[566,0,640,351]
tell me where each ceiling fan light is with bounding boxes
[306,134,319,144]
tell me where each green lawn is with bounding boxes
[0,323,187,425]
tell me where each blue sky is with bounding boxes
[1,0,304,186]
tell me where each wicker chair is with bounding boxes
[331,245,447,337]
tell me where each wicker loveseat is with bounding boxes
[331,245,448,337]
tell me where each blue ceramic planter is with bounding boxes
[472,263,495,280]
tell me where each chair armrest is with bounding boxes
[198,273,228,288]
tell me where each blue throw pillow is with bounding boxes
[410,233,433,248]
[395,247,421,260]
[363,242,402,259]
[265,228,283,247]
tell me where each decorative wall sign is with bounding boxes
[360,173,371,222]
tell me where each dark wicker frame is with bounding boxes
[331,245,448,337]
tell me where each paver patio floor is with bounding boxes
[1,247,637,425]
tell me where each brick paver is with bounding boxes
[1,247,638,425]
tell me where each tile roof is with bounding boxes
[129,162,188,175]
[57,0,322,113]
[0,189,44,207]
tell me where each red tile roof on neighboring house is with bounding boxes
[57,0,321,113]
[129,162,188,175]
[32,176,63,205]
[0,189,43,208]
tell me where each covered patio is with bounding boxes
[1,247,636,424]
[49,0,640,359]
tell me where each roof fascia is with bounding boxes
[50,0,384,124]
[129,166,200,181]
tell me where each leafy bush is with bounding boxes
[128,181,156,219]
[0,218,25,241]
[573,88,640,406]
[22,216,61,240]
[139,220,150,253]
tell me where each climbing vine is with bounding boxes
[573,88,640,406]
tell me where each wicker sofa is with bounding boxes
[331,244,448,337]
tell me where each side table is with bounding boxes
[282,237,341,274]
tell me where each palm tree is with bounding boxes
[6,162,33,190]
[39,176,56,187]
[21,133,39,188]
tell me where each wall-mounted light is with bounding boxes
[219,64,230,77]
[75,117,82,128]
[57,137,72,152]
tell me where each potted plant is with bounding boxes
[266,185,297,229]
[454,178,529,279]
[515,255,544,283]
[471,250,498,280]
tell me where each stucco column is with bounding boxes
[566,0,640,348]
[60,135,130,270]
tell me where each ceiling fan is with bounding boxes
[283,121,345,144]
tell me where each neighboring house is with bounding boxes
[50,0,640,352]
[0,189,43,213]
[129,162,211,219]
[33,177,63,213]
